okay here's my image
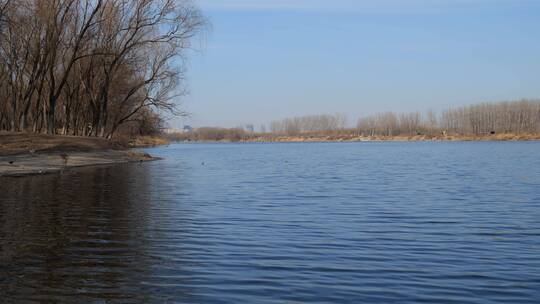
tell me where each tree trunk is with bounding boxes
[47,95,56,134]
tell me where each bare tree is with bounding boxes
[270,114,348,135]
[0,0,206,137]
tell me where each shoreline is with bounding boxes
[172,133,540,143]
[0,150,158,177]
[0,132,160,177]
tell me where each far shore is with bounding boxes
[168,133,540,143]
[246,133,540,143]
[0,132,160,177]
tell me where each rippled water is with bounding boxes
[1,142,540,303]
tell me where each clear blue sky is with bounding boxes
[174,0,540,129]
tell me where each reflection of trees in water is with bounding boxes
[0,164,196,302]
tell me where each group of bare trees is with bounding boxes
[265,100,540,137]
[357,111,428,136]
[164,99,540,142]
[441,100,540,135]
[357,99,540,136]
[260,100,540,137]
[269,114,347,135]
[0,0,205,138]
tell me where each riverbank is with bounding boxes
[169,133,540,143]
[0,132,158,177]
[245,133,540,142]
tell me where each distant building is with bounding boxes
[162,128,183,134]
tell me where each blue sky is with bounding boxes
[174,0,540,128]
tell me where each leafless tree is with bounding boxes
[270,114,348,135]
[0,0,206,137]
[356,100,540,137]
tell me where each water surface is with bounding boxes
[1,142,540,303]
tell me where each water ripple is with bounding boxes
[1,142,540,303]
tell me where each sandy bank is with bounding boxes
[0,150,156,177]
[0,132,159,177]
[0,132,121,156]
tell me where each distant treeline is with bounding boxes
[269,114,347,135]
[358,100,540,136]
[165,127,248,142]
[0,0,205,138]
[171,99,540,141]
[269,100,540,137]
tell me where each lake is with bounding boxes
[1,142,540,303]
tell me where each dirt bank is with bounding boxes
[0,132,123,156]
[0,132,158,177]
